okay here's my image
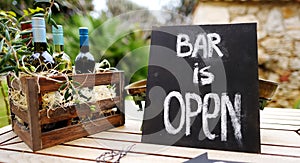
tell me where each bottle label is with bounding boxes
[53,34,64,45]
[32,28,47,43]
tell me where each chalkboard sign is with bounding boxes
[142,23,260,153]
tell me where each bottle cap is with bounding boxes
[79,27,88,35]
[32,17,45,28]
[31,17,46,43]
[52,25,63,34]
[52,25,64,45]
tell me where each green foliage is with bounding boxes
[0,10,21,75]
[0,0,61,76]
[54,13,150,82]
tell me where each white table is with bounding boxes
[0,103,299,162]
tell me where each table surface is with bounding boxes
[0,101,300,163]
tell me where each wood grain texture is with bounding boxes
[41,114,124,149]
[38,72,122,93]
[39,97,121,125]
[24,77,42,151]
[6,71,125,151]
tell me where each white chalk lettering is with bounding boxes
[163,91,242,141]
[221,93,242,141]
[176,33,224,58]
[177,34,193,57]
[185,92,202,136]
[207,33,224,58]
[193,64,214,85]
[191,34,207,58]
[199,66,214,85]
[164,91,186,135]
[202,93,220,140]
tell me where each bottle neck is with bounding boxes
[34,42,48,53]
[53,33,64,53]
[80,46,89,53]
[32,27,47,43]
[80,34,89,53]
[54,44,64,53]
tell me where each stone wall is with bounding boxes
[193,1,300,108]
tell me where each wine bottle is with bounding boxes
[75,27,95,74]
[30,17,55,72]
[52,25,72,73]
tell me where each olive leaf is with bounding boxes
[0,66,15,74]
[4,29,10,41]
[54,2,60,11]
[0,48,12,67]
[0,39,4,52]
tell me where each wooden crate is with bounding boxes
[7,71,125,151]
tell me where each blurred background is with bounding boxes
[1,0,300,127]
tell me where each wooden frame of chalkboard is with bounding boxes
[142,23,260,153]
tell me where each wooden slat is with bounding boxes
[1,142,188,163]
[88,131,142,142]
[12,120,32,150]
[91,128,300,149]
[39,97,121,125]
[0,130,17,145]
[108,119,142,134]
[262,108,300,116]
[261,123,299,131]
[37,71,122,92]
[38,144,189,163]
[10,103,28,124]
[263,108,300,113]
[0,125,12,135]
[261,129,300,147]
[261,145,300,157]
[261,114,300,121]
[0,148,94,163]
[41,114,124,150]
[24,77,41,151]
[261,119,300,126]
[64,137,300,162]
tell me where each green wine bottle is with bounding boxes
[52,25,72,73]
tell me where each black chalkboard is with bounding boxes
[142,23,260,153]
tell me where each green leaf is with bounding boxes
[46,9,52,24]
[0,48,11,67]
[54,3,60,11]
[0,11,7,17]
[64,88,71,101]
[7,11,16,17]
[32,13,44,17]
[58,83,67,91]
[0,39,3,52]
[5,29,10,41]
[90,105,96,112]
[16,50,32,56]
[35,7,44,12]
[8,27,18,32]
[50,18,58,29]
[28,8,35,14]
[0,66,15,74]
[23,10,29,16]
[19,30,32,36]
[72,81,81,87]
